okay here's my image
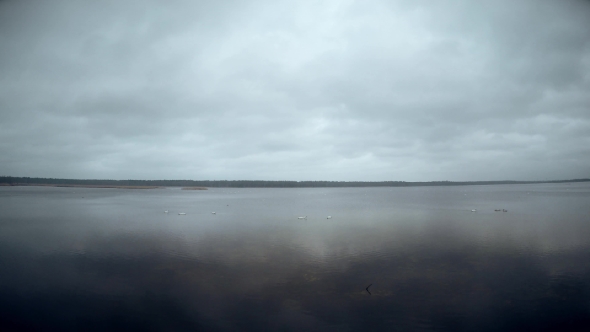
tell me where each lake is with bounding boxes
[1,183,590,331]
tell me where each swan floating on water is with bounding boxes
[212,212,216,214]
[297,216,307,220]
[164,210,169,213]
[178,213,186,215]
[327,216,332,219]
[471,209,477,212]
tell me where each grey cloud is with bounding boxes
[1,0,589,180]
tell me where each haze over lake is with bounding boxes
[1,182,590,331]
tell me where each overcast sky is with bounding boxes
[1,0,589,181]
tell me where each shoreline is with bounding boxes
[1,177,588,189]
[4,184,162,189]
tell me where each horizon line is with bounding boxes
[2,176,589,184]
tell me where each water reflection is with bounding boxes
[1,184,590,331]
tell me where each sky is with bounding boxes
[1,0,589,181]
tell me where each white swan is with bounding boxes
[178,212,186,215]
[471,209,477,212]
[297,216,307,220]
[164,210,169,213]
[327,216,332,219]
[212,212,216,214]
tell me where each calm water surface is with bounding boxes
[1,183,590,331]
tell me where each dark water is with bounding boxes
[1,183,590,331]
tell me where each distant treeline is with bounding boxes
[1,176,589,188]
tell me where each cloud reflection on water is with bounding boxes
[1,184,590,330]
[2,217,590,331]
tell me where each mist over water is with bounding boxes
[1,183,590,331]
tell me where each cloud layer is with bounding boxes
[1,0,589,180]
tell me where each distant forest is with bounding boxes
[1,176,589,188]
